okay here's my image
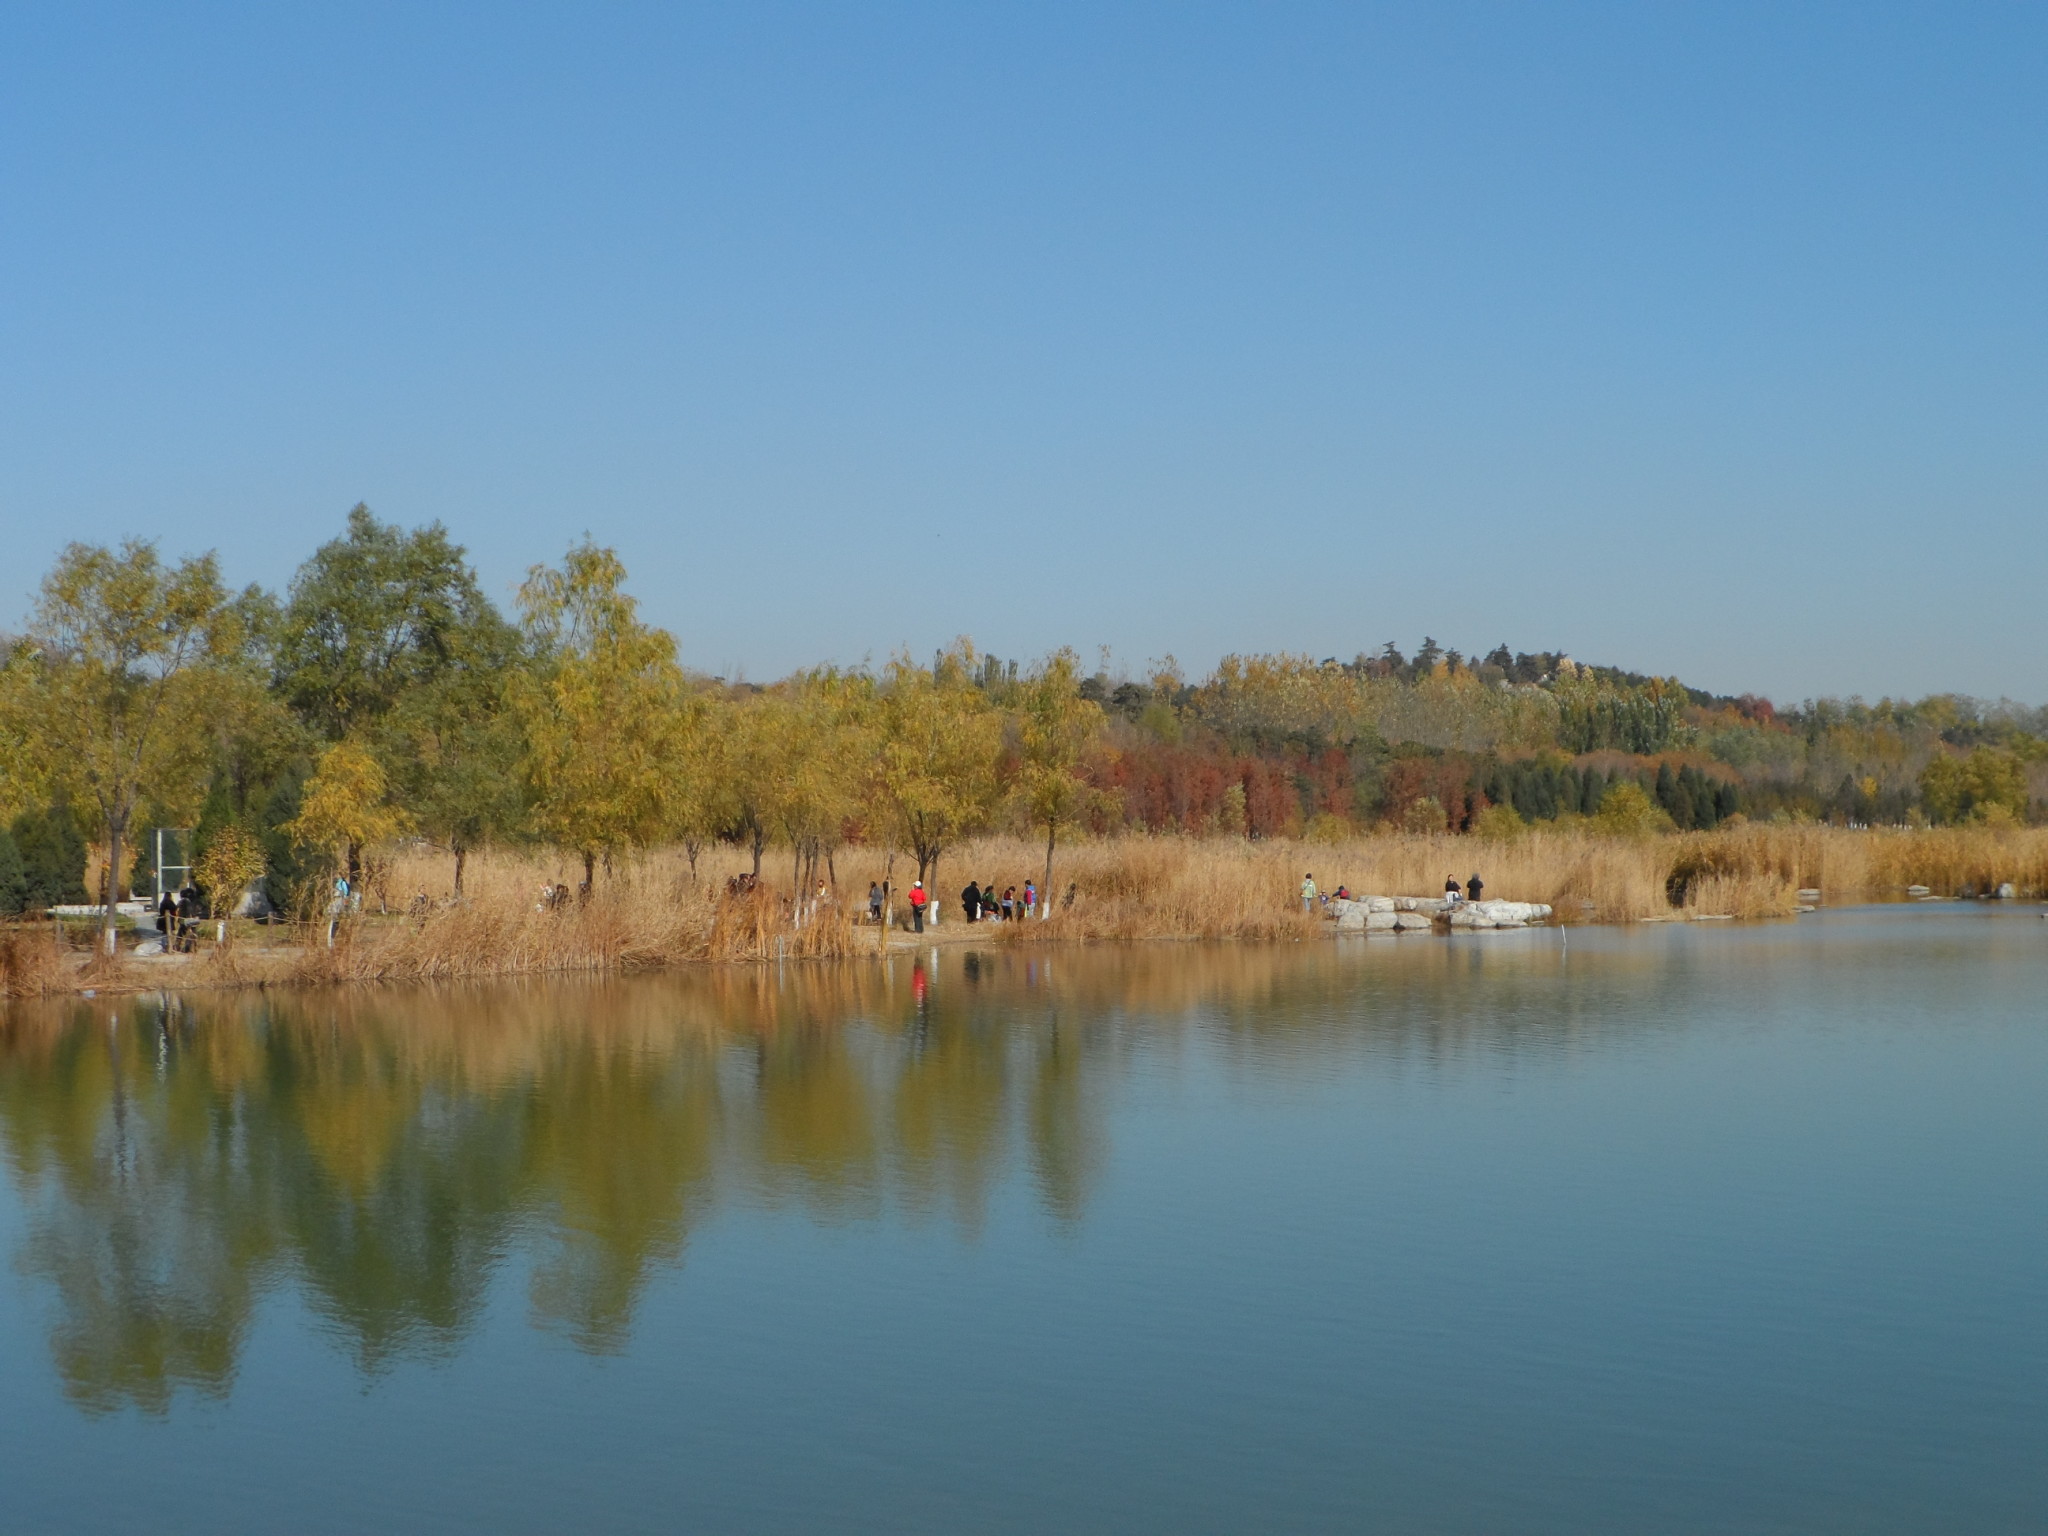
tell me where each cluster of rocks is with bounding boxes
[1328,896,1554,932]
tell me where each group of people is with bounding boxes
[862,878,1043,934]
[959,879,1037,924]
[154,884,204,952]
[1299,871,1486,911]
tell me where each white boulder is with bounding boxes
[1448,899,1553,929]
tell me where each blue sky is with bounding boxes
[3,3,2042,701]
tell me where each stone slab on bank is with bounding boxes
[1328,896,1554,931]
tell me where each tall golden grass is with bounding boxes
[0,923,67,997]
[4,822,2044,997]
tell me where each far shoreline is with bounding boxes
[5,883,2036,1005]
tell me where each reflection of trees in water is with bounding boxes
[0,961,1120,1410]
[0,935,1699,1411]
[0,1005,275,1414]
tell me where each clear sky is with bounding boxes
[3,3,2042,703]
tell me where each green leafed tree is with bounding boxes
[385,660,528,899]
[273,504,516,740]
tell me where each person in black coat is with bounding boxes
[961,881,982,923]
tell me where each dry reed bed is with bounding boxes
[4,824,2045,998]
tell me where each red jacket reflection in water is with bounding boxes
[912,965,928,1006]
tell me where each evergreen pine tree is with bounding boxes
[0,829,28,915]
[1579,770,1604,815]
[1654,763,1678,819]
[12,804,90,907]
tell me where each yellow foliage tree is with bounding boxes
[1919,747,2028,826]
[872,642,1003,898]
[1593,780,1675,838]
[756,670,873,896]
[288,740,411,888]
[513,542,688,890]
[1015,649,1104,902]
[193,824,268,930]
[0,541,241,951]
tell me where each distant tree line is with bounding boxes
[0,508,2040,934]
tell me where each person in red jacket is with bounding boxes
[908,880,928,933]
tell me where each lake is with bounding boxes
[2,907,2045,1534]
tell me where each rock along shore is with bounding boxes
[1327,895,1554,932]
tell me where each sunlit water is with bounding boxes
[2,907,2045,1534]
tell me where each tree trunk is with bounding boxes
[750,826,765,878]
[684,840,701,884]
[346,839,363,890]
[101,813,127,956]
[1043,822,1057,916]
[453,844,467,901]
[581,848,595,901]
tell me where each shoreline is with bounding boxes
[4,890,2034,1003]
[8,822,2045,1002]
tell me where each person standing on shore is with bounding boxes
[961,880,982,923]
[1023,880,1037,920]
[1301,873,1317,912]
[908,880,928,933]
[1466,873,1484,902]
[868,882,882,923]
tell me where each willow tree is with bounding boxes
[0,542,241,952]
[667,690,735,884]
[758,670,873,897]
[713,693,778,879]
[871,643,1002,900]
[513,543,686,891]
[1015,648,1105,905]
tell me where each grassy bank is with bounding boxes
[3,824,2044,998]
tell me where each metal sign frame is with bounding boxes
[153,828,194,902]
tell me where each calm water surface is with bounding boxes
[2,908,2045,1534]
